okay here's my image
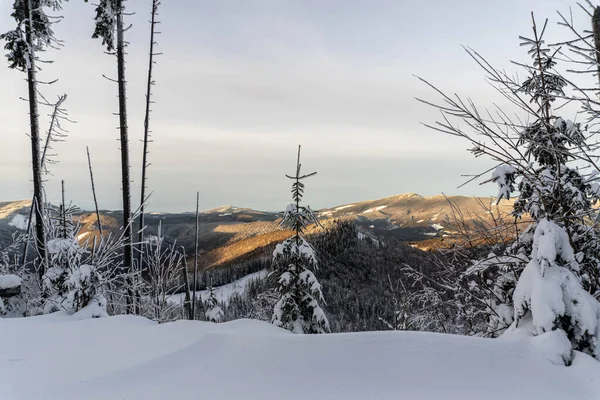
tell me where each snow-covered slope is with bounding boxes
[1,314,599,400]
[168,269,268,305]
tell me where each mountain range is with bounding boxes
[0,193,514,268]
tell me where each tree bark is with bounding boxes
[116,5,134,313]
[86,146,103,237]
[592,7,600,89]
[191,191,200,319]
[24,0,47,278]
[139,0,160,247]
[181,250,193,320]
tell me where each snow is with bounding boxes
[47,238,81,256]
[431,223,444,231]
[0,274,22,290]
[1,314,600,400]
[512,219,600,355]
[8,214,28,230]
[491,165,517,201]
[273,236,317,265]
[76,232,90,241]
[205,304,224,322]
[335,204,354,210]
[72,297,108,319]
[168,269,268,305]
[363,205,387,214]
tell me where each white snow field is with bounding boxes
[1,314,600,400]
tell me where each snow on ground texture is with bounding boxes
[8,214,28,230]
[1,314,599,400]
[0,274,22,290]
[363,205,387,214]
[167,269,268,305]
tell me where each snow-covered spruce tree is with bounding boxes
[1,0,68,277]
[205,284,223,323]
[271,146,329,334]
[419,15,600,363]
[43,204,108,317]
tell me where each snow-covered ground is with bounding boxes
[8,214,28,230]
[167,269,268,305]
[363,205,388,213]
[1,314,599,400]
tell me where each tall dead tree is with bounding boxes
[181,247,193,320]
[24,0,46,276]
[21,94,69,268]
[592,7,600,88]
[1,0,68,277]
[60,180,66,239]
[116,8,133,289]
[88,0,134,312]
[86,146,103,237]
[138,0,162,246]
[192,191,200,319]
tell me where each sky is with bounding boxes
[0,0,591,212]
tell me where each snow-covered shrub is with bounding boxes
[271,146,329,334]
[512,219,600,362]
[42,205,110,316]
[139,223,185,322]
[43,237,86,313]
[205,286,223,323]
[0,274,23,317]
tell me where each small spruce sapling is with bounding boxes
[271,146,329,334]
[205,283,223,323]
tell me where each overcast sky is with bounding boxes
[0,0,590,212]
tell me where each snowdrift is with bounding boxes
[1,314,599,400]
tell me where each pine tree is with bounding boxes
[419,15,600,363]
[42,203,107,316]
[0,0,67,278]
[271,146,329,334]
[205,284,223,323]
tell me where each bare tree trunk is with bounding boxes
[592,7,600,89]
[115,5,134,313]
[192,191,199,319]
[24,0,47,278]
[138,0,161,247]
[61,180,66,239]
[181,248,193,320]
[86,146,103,237]
[22,95,67,267]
